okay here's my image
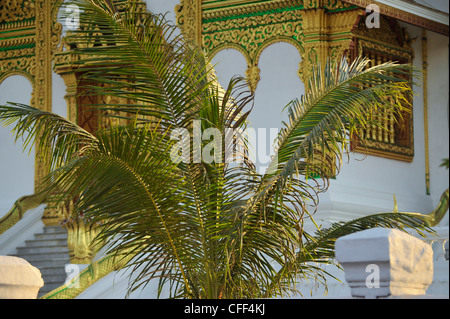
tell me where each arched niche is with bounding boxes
[209,47,248,92]
[251,41,304,131]
[0,75,35,215]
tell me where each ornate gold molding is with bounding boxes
[176,1,415,162]
[64,219,103,264]
[176,0,363,91]
[176,0,203,45]
[422,29,430,194]
[350,15,415,162]
[0,0,36,23]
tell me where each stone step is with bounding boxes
[39,266,68,277]
[34,232,68,240]
[41,273,68,284]
[25,238,68,248]
[17,245,69,255]
[24,258,70,269]
[10,225,73,298]
[15,250,70,262]
[43,225,67,234]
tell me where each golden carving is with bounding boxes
[245,65,260,93]
[200,4,305,90]
[0,0,36,23]
[176,1,364,91]
[350,16,414,162]
[177,1,413,162]
[1,1,63,198]
[41,203,64,226]
[422,29,430,194]
[178,0,203,45]
[64,219,102,264]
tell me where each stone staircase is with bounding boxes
[12,225,70,298]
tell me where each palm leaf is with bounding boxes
[0,103,97,172]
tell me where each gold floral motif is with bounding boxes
[177,1,364,90]
[64,219,103,264]
[203,9,304,59]
[0,0,36,23]
[351,16,414,162]
[176,0,203,45]
[202,7,304,89]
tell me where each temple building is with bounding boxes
[0,0,448,298]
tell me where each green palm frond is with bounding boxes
[275,57,412,181]
[300,211,433,264]
[241,57,415,222]
[0,103,97,171]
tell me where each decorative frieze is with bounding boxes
[176,0,363,91]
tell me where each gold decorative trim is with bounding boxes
[176,0,203,45]
[176,1,364,91]
[0,0,36,23]
[422,29,430,194]
[350,15,415,162]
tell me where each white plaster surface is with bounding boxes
[0,256,44,299]
[335,228,434,298]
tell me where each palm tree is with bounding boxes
[0,0,436,298]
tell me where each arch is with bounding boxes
[251,41,304,126]
[207,43,252,68]
[209,46,249,90]
[0,70,35,90]
[0,71,35,107]
[253,37,303,68]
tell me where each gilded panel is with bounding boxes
[176,0,363,90]
[350,16,414,162]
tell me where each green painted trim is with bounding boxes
[0,44,35,52]
[0,18,35,28]
[203,0,275,12]
[203,4,303,24]
[325,5,359,13]
[0,27,35,35]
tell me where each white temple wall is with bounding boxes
[426,29,449,210]
[0,76,35,217]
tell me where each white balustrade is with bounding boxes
[335,228,435,298]
[0,256,44,299]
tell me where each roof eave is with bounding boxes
[342,0,449,36]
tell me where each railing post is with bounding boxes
[335,228,434,298]
[0,256,44,299]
